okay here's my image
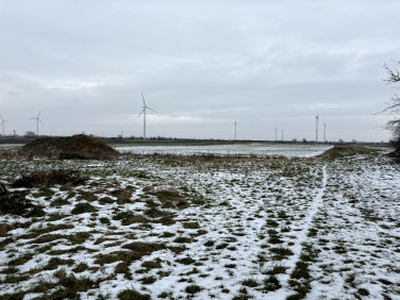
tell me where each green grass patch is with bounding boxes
[118,289,150,300]
[44,257,75,270]
[139,275,157,284]
[242,278,259,287]
[270,247,294,260]
[263,275,281,292]
[71,202,96,214]
[185,284,203,294]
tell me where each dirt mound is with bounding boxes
[318,145,377,159]
[20,134,120,159]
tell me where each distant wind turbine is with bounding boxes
[0,114,10,137]
[315,113,319,142]
[30,111,44,136]
[138,91,156,139]
[234,120,238,141]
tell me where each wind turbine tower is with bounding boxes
[0,114,10,137]
[234,120,238,141]
[315,113,319,142]
[275,127,278,141]
[323,122,327,142]
[30,111,43,136]
[138,91,156,140]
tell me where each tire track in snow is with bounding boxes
[280,165,328,298]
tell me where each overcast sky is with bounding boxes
[0,0,399,142]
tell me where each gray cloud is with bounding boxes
[0,0,398,141]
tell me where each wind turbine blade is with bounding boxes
[146,107,156,113]
[141,91,146,106]
[38,111,41,118]
[138,109,145,118]
[39,119,44,125]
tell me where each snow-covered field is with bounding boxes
[116,143,332,158]
[0,147,399,299]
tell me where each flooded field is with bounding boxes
[116,143,333,158]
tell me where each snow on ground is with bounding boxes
[0,147,399,299]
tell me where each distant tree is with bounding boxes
[25,131,36,138]
[383,61,400,150]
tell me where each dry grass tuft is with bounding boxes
[12,169,87,188]
[150,188,190,209]
[0,223,17,236]
[109,189,133,204]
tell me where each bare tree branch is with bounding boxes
[383,62,400,84]
[383,61,400,150]
[380,95,400,113]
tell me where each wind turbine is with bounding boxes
[137,91,156,139]
[30,111,44,136]
[315,113,319,142]
[234,120,238,141]
[0,114,10,137]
